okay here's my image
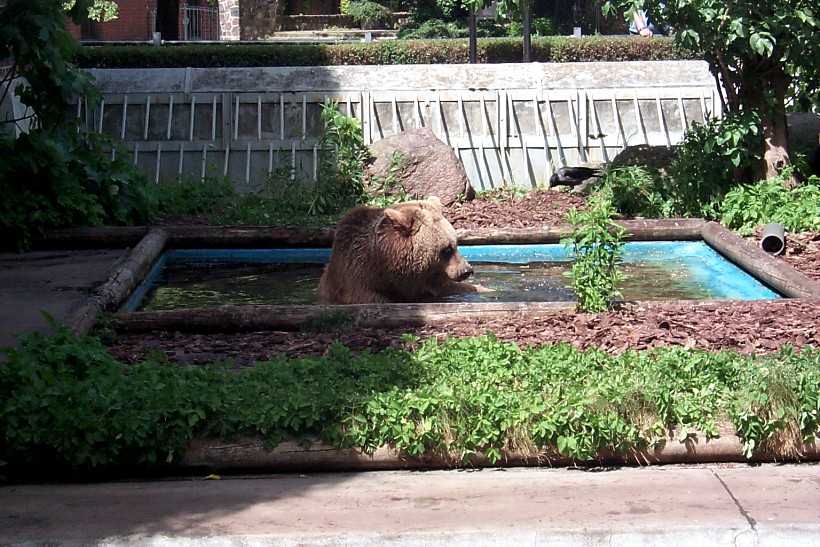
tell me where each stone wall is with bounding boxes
[240,0,286,40]
[218,0,241,41]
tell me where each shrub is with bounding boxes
[2,326,819,472]
[720,171,820,235]
[73,37,691,68]
[397,18,463,39]
[563,194,626,313]
[346,0,392,29]
[0,130,153,250]
[667,112,762,218]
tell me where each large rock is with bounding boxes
[366,127,475,206]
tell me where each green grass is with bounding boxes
[1,326,818,471]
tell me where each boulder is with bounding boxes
[366,127,475,206]
[610,145,677,175]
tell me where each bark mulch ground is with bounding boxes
[446,190,585,230]
[780,231,820,281]
[107,300,820,366]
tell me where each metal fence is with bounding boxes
[182,6,220,41]
[68,61,718,190]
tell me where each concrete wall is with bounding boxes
[78,61,718,191]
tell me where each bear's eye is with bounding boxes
[440,245,454,258]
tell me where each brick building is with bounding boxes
[68,0,225,41]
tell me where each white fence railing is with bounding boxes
[66,61,718,190]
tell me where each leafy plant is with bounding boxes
[2,326,819,472]
[601,166,669,219]
[563,194,626,313]
[720,171,820,235]
[0,0,153,249]
[667,112,762,218]
[346,0,393,29]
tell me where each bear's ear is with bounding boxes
[426,196,442,209]
[383,207,416,237]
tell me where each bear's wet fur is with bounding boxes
[318,198,482,304]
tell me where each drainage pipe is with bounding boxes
[760,223,786,255]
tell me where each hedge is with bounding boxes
[74,36,694,68]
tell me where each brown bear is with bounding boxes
[318,197,484,304]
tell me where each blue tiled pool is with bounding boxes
[125,241,780,311]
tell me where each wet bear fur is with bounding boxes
[318,198,482,304]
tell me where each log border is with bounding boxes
[180,428,820,473]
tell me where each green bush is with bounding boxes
[346,0,393,29]
[666,112,762,218]
[398,18,463,39]
[563,194,626,313]
[2,326,819,471]
[0,130,154,250]
[73,37,691,68]
[720,171,820,235]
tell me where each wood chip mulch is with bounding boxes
[780,231,820,281]
[446,190,585,230]
[107,300,820,367]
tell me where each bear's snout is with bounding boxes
[451,258,473,282]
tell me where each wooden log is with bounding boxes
[37,226,149,249]
[700,222,820,298]
[38,219,706,250]
[457,219,705,245]
[180,426,820,472]
[111,301,576,334]
[69,228,168,336]
[165,225,335,249]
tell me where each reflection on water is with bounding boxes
[141,259,713,311]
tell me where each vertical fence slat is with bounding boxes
[143,95,151,141]
[313,144,319,181]
[414,97,422,128]
[223,145,230,177]
[201,144,208,181]
[178,143,185,177]
[301,95,307,140]
[245,142,251,184]
[591,99,608,163]
[257,95,262,141]
[392,95,399,135]
[233,95,240,141]
[677,94,688,133]
[544,93,565,167]
[279,94,285,140]
[166,95,174,140]
[634,91,648,146]
[700,89,709,121]
[211,95,218,142]
[189,95,196,141]
[290,140,296,181]
[154,143,162,184]
[611,96,626,151]
[120,95,128,140]
[268,143,274,175]
[534,91,553,179]
[656,93,671,148]
[98,98,105,133]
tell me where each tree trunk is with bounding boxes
[760,69,796,187]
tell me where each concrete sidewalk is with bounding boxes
[1,464,818,546]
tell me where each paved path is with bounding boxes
[0,249,124,350]
[1,464,818,545]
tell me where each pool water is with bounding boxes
[127,242,780,311]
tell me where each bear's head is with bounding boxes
[377,197,473,287]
